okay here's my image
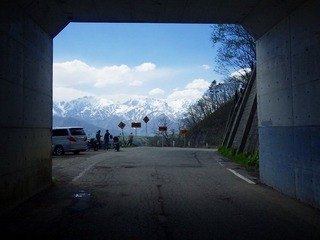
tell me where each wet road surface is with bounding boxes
[1,147,320,240]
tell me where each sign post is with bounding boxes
[131,122,141,138]
[118,121,126,143]
[159,126,167,147]
[180,129,188,147]
[143,116,149,145]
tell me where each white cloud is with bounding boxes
[53,86,92,102]
[53,60,161,89]
[134,62,156,72]
[166,79,209,102]
[202,64,210,70]
[93,64,132,88]
[185,78,211,90]
[149,88,165,96]
[53,60,212,103]
[129,80,143,86]
[230,68,251,79]
[53,60,95,86]
[167,88,202,102]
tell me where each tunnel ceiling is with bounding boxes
[15,0,307,38]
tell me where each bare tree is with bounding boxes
[181,24,255,136]
[211,24,256,83]
[183,77,242,130]
[207,78,241,108]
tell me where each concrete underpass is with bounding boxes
[1,0,320,215]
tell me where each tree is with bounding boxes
[183,77,242,131]
[210,24,256,83]
[183,27,253,127]
[207,77,241,108]
[154,116,172,147]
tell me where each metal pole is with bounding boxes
[121,129,125,143]
[162,134,163,147]
[146,122,148,146]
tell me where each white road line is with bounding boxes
[227,168,256,185]
[72,162,97,182]
[217,161,225,167]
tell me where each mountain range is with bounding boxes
[52,96,192,138]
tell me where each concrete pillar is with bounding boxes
[0,3,53,214]
[257,0,320,208]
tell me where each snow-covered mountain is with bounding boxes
[53,96,192,137]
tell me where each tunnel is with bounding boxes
[1,0,319,214]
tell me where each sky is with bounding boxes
[53,23,223,105]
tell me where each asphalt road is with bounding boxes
[2,147,320,240]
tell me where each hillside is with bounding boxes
[186,100,234,148]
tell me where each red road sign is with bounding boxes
[159,126,167,131]
[131,122,141,128]
[180,129,188,134]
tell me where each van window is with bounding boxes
[70,128,86,135]
[53,129,68,136]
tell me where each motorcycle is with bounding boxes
[87,138,99,151]
[113,136,120,152]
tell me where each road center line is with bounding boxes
[227,168,256,185]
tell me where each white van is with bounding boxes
[52,127,88,156]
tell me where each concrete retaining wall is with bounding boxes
[222,69,259,155]
[0,3,53,214]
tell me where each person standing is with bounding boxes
[96,130,102,149]
[103,129,110,150]
[127,132,133,146]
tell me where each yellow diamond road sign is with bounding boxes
[143,116,149,123]
[118,121,126,129]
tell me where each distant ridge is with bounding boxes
[53,96,192,137]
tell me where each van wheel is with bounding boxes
[55,146,64,156]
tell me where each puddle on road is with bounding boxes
[69,190,93,211]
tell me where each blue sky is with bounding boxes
[53,23,222,105]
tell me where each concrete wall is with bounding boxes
[257,0,320,208]
[233,72,258,154]
[0,3,53,214]
[222,69,259,155]
[243,109,259,154]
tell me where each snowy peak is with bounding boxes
[52,96,191,135]
[53,96,181,119]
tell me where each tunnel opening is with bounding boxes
[52,22,221,146]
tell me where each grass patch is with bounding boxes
[51,177,60,185]
[218,146,259,171]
